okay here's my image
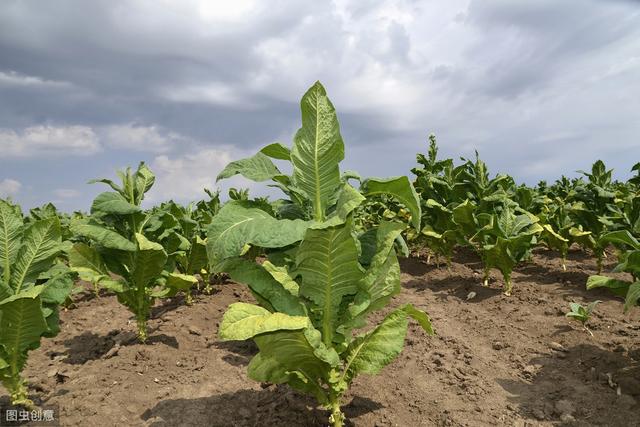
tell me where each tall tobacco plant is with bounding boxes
[208,81,433,426]
[0,200,75,406]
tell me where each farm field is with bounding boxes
[1,247,638,427]
[1,82,639,427]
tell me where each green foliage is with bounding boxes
[0,199,74,407]
[566,300,600,335]
[471,205,543,295]
[211,81,432,426]
[587,230,640,312]
[69,162,189,342]
[566,301,600,324]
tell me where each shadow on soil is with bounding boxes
[497,344,639,425]
[212,340,258,367]
[141,387,383,427]
[60,330,178,364]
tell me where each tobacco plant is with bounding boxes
[587,230,640,312]
[0,200,74,407]
[566,300,600,335]
[209,81,433,426]
[68,163,191,342]
[470,205,543,295]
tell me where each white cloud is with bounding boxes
[158,83,256,109]
[0,70,71,88]
[0,125,101,157]
[102,123,189,153]
[53,189,81,199]
[146,147,243,203]
[0,178,21,197]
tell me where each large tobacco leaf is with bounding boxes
[0,201,74,407]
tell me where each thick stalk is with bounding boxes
[136,313,148,343]
[596,253,603,274]
[503,274,512,296]
[136,282,149,343]
[4,375,33,408]
[482,269,489,287]
[328,398,345,427]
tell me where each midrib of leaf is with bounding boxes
[313,94,323,222]
[215,216,255,246]
[340,335,369,383]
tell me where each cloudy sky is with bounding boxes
[1,0,639,211]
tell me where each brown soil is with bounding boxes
[2,248,639,426]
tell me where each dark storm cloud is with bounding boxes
[464,0,640,99]
[0,0,639,209]
[0,0,319,146]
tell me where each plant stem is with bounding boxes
[4,375,34,409]
[503,275,512,296]
[596,255,603,274]
[329,400,345,427]
[136,314,148,343]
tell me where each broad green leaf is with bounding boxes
[361,176,422,231]
[343,305,407,383]
[130,233,167,289]
[88,178,122,193]
[403,303,435,335]
[0,200,23,284]
[0,287,48,374]
[165,272,198,293]
[134,162,155,203]
[10,218,61,292]
[260,142,291,161]
[248,351,330,405]
[296,223,363,345]
[452,200,476,236]
[358,229,378,266]
[483,238,515,280]
[71,223,137,251]
[344,303,432,383]
[68,243,109,278]
[0,357,7,370]
[219,258,306,316]
[291,81,344,221]
[263,260,299,296]
[601,230,640,250]
[40,271,74,306]
[314,184,365,229]
[207,202,309,265]
[351,222,405,317]
[0,279,11,301]
[91,192,141,216]
[219,302,309,341]
[586,275,630,297]
[217,152,282,182]
[185,236,208,274]
[252,327,339,384]
[624,282,640,312]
